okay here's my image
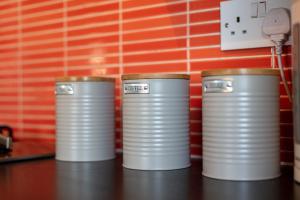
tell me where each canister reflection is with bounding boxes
[123,168,189,200]
[203,176,280,200]
[56,160,115,200]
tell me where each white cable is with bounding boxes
[271,47,275,69]
[277,53,292,102]
[262,8,292,102]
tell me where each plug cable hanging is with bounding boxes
[273,37,292,102]
[262,8,292,102]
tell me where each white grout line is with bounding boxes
[67,10,119,22]
[22,18,63,28]
[191,120,201,123]
[66,32,119,41]
[118,0,123,76]
[191,54,272,62]
[21,77,56,83]
[18,133,55,139]
[189,7,220,14]
[190,83,202,86]
[191,155,202,159]
[118,0,123,119]
[123,47,183,56]
[123,11,186,24]
[20,0,62,11]
[0,1,17,7]
[21,38,63,46]
[0,5,18,16]
[123,24,186,35]
[0,115,20,120]
[0,34,20,41]
[22,28,63,37]
[0,25,18,32]
[123,35,187,45]
[190,20,220,26]
[122,1,185,13]
[177,32,217,39]
[186,0,191,74]
[67,0,118,11]
[21,123,55,129]
[63,0,68,76]
[23,114,55,119]
[17,0,23,138]
[66,64,120,71]
[68,21,119,30]
[21,8,63,20]
[22,105,54,110]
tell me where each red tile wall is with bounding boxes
[0,0,293,163]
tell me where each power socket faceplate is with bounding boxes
[221,0,291,51]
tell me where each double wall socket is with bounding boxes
[221,0,291,50]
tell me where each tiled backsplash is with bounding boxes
[0,0,293,162]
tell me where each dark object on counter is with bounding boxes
[0,141,55,163]
[0,125,13,152]
[0,125,55,163]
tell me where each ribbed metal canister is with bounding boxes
[55,76,115,162]
[122,74,190,170]
[202,69,280,180]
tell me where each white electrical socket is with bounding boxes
[221,0,291,51]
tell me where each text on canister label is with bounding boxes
[56,84,74,95]
[204,79,233,93]
[124,83,150,94]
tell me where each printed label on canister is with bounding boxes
[204,79,233,93]
[124,83,150,94]
[55,84,74,95]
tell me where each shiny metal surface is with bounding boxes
[0,156,297,200]
[202,75,280,180]
[56,81,115,161]
[122,78,190,170]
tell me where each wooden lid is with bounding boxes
[56,76,115,82]
[122,74,190,80]
[202,68,280,77]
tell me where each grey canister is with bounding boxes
[122,74,191,170]
[202,68,280,180]
[55,76,115,161]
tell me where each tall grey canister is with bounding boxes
[202,69,280,180]
[55,76,115,161]
[122,74,191,170]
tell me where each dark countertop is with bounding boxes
[0,154,299,200]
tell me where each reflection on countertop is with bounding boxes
[0,154,298,200]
